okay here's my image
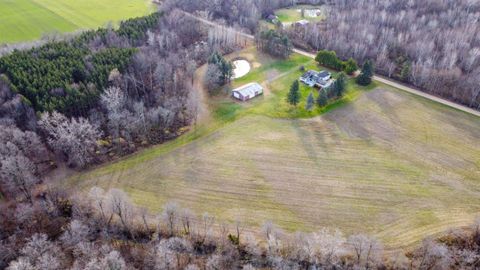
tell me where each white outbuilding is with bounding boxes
[232,83,263,101]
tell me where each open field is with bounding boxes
[0,0,153,44]
[66,48,480,249]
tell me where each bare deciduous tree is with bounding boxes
[411,238,452,270]
[162,202,179,236]
[347,234,383,269]
[39,112,101,168]
[0,153,38,203]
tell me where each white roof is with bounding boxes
[297,20,309,25]
[232,83,263,97]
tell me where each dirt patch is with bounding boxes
[192,64,212,123]
[260,83,272,96]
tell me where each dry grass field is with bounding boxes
[64,48,480,249]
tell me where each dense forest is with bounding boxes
[0,13,163,117]
[0,44,136,116]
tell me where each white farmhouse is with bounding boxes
[296,19,310,26]
[300,70,334,89]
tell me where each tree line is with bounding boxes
[2,181,479,270]
[315,50,358,75]
[255,29,293,59]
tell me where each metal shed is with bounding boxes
[232,83,263,101]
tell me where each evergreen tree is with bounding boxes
[317,89,328,107]
[287,80,301,107]
[207,52,233,86]
[256,30,292,59]
[343,58,358,75]
[305,92,315,111]
[315,50,343,70]
[0,42,136,116]
[333,72,347,97]
[400,62,411,81]
[356,60,374,86]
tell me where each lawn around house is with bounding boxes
[0,0,153,43]
[215,48,373,120]
[65,47,480,250]
[274,5,327,23]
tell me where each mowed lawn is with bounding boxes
[0,0,153,43]
[66,48,480,249]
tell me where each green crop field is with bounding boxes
[0,0,153,44]
[65,47,480,249]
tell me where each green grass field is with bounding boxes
[0,0,153,44]
[65,47,480,249]
[217,48,374,119]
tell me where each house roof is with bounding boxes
[232,83,263,97]
[318,71,330,79]
[296,20,309,25]
[301,70,316,79]
[301,70,330,81]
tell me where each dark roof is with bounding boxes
[318,71,330,79]
[267,15,278,20]
[301,70,316,79]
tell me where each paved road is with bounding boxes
[182,11,480,118]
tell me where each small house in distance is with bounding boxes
[232,83,263,101]
[296,19,310,26]
[300,70,333,89]
[266,14,279,24]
